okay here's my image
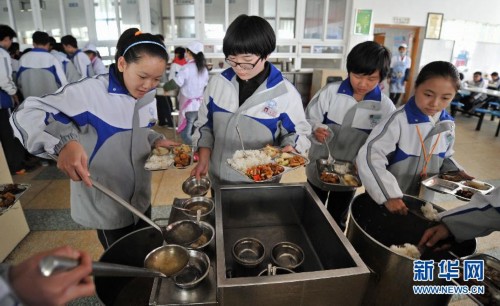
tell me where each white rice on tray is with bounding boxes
[390,243,421,259]
[227,150,273,172]
[145,154,174,170]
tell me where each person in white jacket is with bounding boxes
[305,41,395,226]
[17,31,68,98]
[419,187,500,249]
[61,35,95,78]
[357,61,474,215]
[83,43,107,75]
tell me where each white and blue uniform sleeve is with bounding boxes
[439,187,500,242]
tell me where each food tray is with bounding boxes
[457,253,500,306]
[316,159,362,189]
[421,174,494,201]
[0,183,30,215]
[144,144,194,171]
[227,146,309,182]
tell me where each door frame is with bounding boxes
[374,24,422,103]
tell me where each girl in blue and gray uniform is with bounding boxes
[191,15,311,184]
[357,61,474,215]
[10,28,178,249]
[305,41,395,227]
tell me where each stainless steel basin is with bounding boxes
[215,183,370,306]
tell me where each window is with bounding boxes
[304,0,345,40]
[327,0,345,39]
[204,0,224,39]
[174,0,195,38]
[40,1,63,40]
[63,0,88,41]
[0,0,11,28]
[304,0,323,39]
[119,0,140,33]
[228,0,247,25]
[259,0,296,39]
[12,0,36,44]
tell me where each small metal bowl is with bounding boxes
[182,176,211,197]
[187,221,214,250]
[144,244,190,277]
[181,197,214,220]
[271,242,305,270]
[232,238,265,268]
[173,249,210,289]
[163,220,203,247]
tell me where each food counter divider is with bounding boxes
[96,183,370,305]
[215,183,370,306]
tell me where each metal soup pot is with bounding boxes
[95,227,163,306]
[346,193,476,306]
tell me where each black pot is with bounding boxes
[95,227,163,306]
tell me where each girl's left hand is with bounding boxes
[457,170,474,181]
[384,198,409,215]
[155,139,181,148]
[281,145,297,153]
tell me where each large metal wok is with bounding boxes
[346,193,476,306]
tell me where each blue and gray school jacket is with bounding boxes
[357,97,463,205]
[17,48,68,98]
[439,187,500,242]
[305,79,395,189]
[192,65,311,184]
[0,47,16,109]
[10,66,164,229]
[50,50,82,83]
[68,49,94,78]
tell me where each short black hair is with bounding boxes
[61,35,78,48]
[0,24,16,41]
[174,46,185,59]
[346,41,391,81]
[491,72,498,77]
[32,31,50,45]
[473,71,482,77]
[223,15,275,59]
[416,61,460,92]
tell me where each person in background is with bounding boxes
[168,46,187,80]
[461,71,488,113]
[17,31,68,98]
[0,24,27,175]
[164,41,209,145]
[388,43,411,105]
[305,41,395,228]
[48,36,81,83]
[0,246,94,306]
[11,28,178,249]
[83,43,107,75]
[419,187,500,249]
[357,61,473,215]
[191,15,311,184]
[7,42,20,80]
[61,34,95,78]
[488,71,500,89]
[154,34,174,128]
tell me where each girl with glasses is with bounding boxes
[190,14,311,184]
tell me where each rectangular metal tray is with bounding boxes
[421,174,494,201]
[316,159,362,189]
[0,183,30,216]
[458,253,500,306]
[227,148,309,183]
[144,144,194,171]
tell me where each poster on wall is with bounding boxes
[425,13,443,39]
[354,9,373,35]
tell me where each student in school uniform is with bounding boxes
[49,36,81,83]
[61,34,95,78]
[17,31,68,98]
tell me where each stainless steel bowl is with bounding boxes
[182,176,211,197]
[258,266,295,276]
[271,242,305,270]
[232,237,265,268]
[163,220,203,247]
[187,221,214,250]
[181,197,214,220]
[173,249,210,289]
[144,244,190,277]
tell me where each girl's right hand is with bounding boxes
[57,141,92,187]
[314,127,331,143]
[384,198,409,215]
[190,147,211,180]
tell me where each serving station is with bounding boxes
[94,183,370,305]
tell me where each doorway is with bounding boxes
[374,24,421,104]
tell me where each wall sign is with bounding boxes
[425,13,443,39]
[354,9,373,35]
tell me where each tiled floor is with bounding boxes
[4,113,500,305]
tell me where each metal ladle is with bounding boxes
[236,125,248,158]
[47,154,202,246]
[39,252,187,278]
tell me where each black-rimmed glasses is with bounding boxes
[224,57,261,71]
